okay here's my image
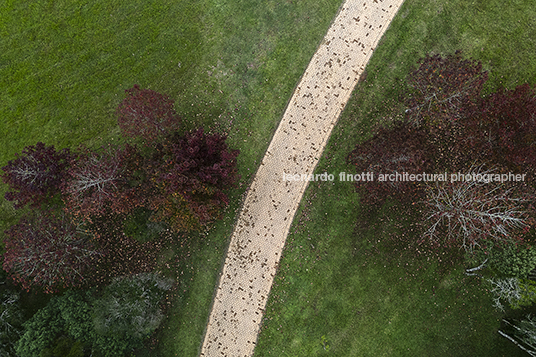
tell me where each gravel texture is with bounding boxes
[199,0,405,355]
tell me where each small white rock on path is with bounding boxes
[199,0,405,356]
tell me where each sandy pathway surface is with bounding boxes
[199,0,405,355]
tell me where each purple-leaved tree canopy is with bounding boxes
[116,84,181,143]
[1,142,73,209]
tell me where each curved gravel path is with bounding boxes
[199,0,405,356]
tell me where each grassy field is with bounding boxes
[253,0,536,356]
[1,0,344,355]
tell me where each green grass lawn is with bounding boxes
[1,0,344,355]
[254,0,536,356]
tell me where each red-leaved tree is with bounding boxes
[404,50,488,127]
[62,144,148,222]
[62,146,124,221]
[147,128,240,231]
[347,121,435,207]
[116,84,180,143]
[466,84,536,178]
[1,142,73,208]
[2,212,100,293]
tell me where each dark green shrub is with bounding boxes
[490,243,536,278]
[15,295,65,357]
[15,290,140,357]
[41,336,85,357]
